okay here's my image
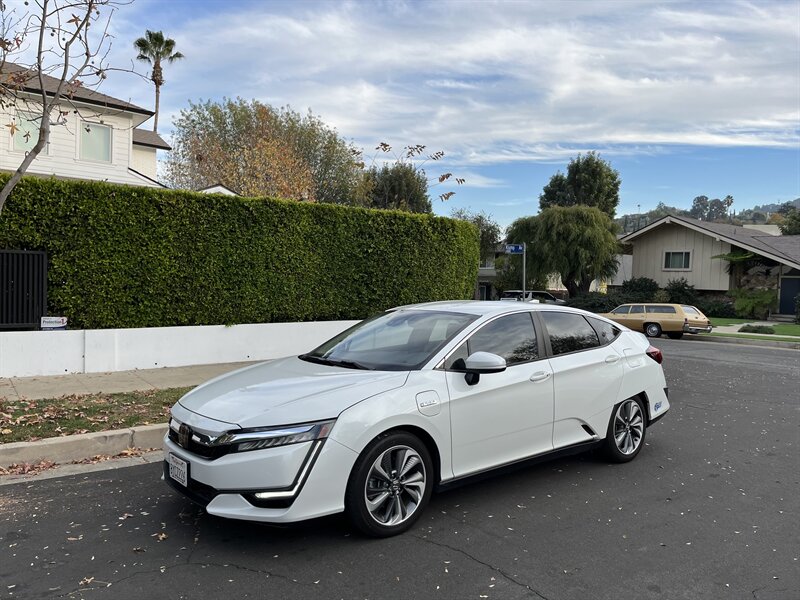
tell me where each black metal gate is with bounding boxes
[0,250,48,330]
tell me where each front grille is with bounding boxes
[168,428,232,460]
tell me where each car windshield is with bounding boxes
[300,310,478,371]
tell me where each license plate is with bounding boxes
[168,453,188,487]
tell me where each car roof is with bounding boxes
[616,303,687,307]
[390,300,588,317]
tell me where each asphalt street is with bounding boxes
[1,339,798,600]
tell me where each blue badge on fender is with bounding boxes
[654,402,662,412]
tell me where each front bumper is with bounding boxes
[163,434,358,522]
[684,324,712,334]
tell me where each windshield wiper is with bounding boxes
[298,354,371,370]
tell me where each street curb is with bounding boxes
[690,335,800,350]
[0,423,167,468]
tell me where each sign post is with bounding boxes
[505,243,527,300]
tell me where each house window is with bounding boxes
[80,122,112,162]
[664,251,690,270]
[13,113,42,153]
[479,257,494,269]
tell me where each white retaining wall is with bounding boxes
[0,321,358,378]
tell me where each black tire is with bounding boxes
[345,431,434,537]
[644,322,662,338]
[667,332,684,340]
[604,397,647,463]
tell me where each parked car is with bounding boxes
[499,290,566,304]
[600,303,712,339]
[164,301,670,537]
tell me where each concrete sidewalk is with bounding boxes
[0,361,260,402]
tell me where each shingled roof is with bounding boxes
[132,128,170,150]
[621,214,800,270]
[1,63,153,116]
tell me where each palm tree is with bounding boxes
[134,30,184,133]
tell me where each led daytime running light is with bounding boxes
[231,420,335,452]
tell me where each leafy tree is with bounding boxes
[134,30,184,133]
[164,98,315,199]
[164,98,361,201]
[778,209,800,235]
[507,206,619,297]
[539,152,621,218]
[0,0,122,215]
[688,195,733,221]
[688,196,709,220]
[359,163,431,213]
[355,143,464,211]
[450,208,502,264]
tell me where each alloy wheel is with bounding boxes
[614,400,644,455]
[364,445,426,526]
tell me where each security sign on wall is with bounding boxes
[41,316,68,330]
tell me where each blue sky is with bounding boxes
[49,0,800,227]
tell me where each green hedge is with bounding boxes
[0,176,479,328]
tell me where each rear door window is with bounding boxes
[630,305,644,314]
[587,317,621,345]
[541,312,601,356]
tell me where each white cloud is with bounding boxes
[90,0,798,166]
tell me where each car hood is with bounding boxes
[178,356,409,429]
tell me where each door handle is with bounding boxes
[530,371,552,383]
[605,355,620,364]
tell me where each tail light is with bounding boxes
[646,345,663,364]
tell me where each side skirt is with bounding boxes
[435,440,604,493]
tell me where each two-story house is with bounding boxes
[0,64,169,187]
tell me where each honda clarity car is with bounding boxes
[164,301,670,537]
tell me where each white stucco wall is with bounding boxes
[0,321,358,378]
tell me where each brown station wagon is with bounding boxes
[600,303,712,339]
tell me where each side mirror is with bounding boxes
[463,351,506,386]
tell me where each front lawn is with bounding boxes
[710,318,800,337]
[0,387,190,444]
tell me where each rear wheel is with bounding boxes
[604,398,647,463]
[644,322,662,338]
[667,332,684,339]
[345,432,433,537]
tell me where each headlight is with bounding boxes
[218,420,336,453]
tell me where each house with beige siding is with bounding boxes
[0,64,169,187]
[620,215,800,316]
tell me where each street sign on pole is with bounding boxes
[507,243,527,298]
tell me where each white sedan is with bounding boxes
[164,301,670,537]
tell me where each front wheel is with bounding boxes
[345,432,433,537]
[604,398,647,463]
[644,322,662,338]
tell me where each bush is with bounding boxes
[652,289,670,303]
[664,277,698,305]
[695,297,736,318]
[619,277,659,302]
[566,291,632,313]
[738,325,774,334]
[729,288,777,320]
[0,175,479,328]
